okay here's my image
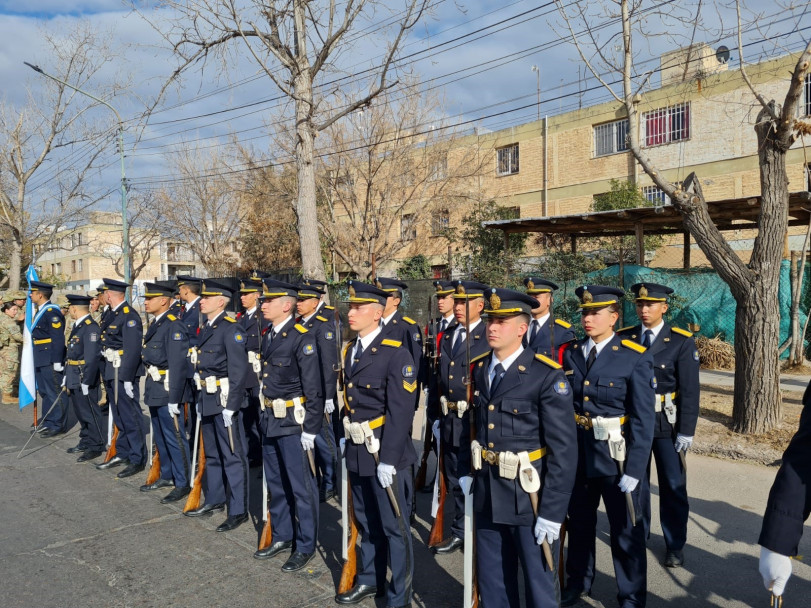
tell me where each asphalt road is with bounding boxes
[1,402,810,608]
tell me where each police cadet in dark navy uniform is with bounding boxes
[237,274,265,467]
[335,281,416,608]
[430,280,490,555]
[522,277,576,360]
[64,294,104,461]
[184,280,250,532]
[176,275,203,436]
[296,278,340,503]
[561,286,655,608]
[252,279,323,572]
[465,288,577,608]
[139,282,192,504]
[618,282,699,568]
[95,278,146,479]
[29,281,68,436]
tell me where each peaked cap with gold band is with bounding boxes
[65,293,93,306]
[201,279,235,298]
[522,276,559,294]
[484,287,538,317]
[260,278,298,299]
[433,279,454,297]
[373,276,408,298]
[143,281,175,298]
[29,280,56,295]
[343,280,389,306]
[630,282,673,302]
[297,277,327,299]
[239,276,263,293]
[453,279,490,300]
[102,278,130,293]
[175,274,202,287]
[575,285,625,309]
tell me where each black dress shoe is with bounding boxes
[77,450,103,463]
[281,551,315,572]
[319,488,336,503]
[161,486,191,504]
[420,481,435,493]
[39,428,58,438]
[560,587,589,607]
[216,513,249,532]
[254,540,292,560]
[335,584,379,605]
[96,455,125,470]
[664,549,684,568]
[140,478,174,492]
[432,535,464,555]
[184,502,226,518]
[66,445,86,454]
[117,463,145,479]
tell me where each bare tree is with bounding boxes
[137,0,431,281]
[557,0,811,433]
[0,24,124,290]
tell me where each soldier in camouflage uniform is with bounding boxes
[0,300,23,403]
[58,295,75,341]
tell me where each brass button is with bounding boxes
[584,396,590,401]
[449,375,453,380]
[263,373,268,378]
[661,364,666,368]
[609,382,614,387]
[348,383,353,388]
[488,423,495,430]
[350,409,355,414]
[366,384,371,388]
[584,380,590,386]
[488,442,494,448]
[348,396,353,402]
[513,408,518,413]
[488,405,494,411]
[450,362,455,367]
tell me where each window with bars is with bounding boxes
[401,214,416,241]
[642,185,669,205]
[431,209,450,235]
[643,102,690,147]
[594,119,629,157]
[496,144,519,176]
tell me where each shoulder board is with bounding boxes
[224,316,236,323]
[671,327,693,337]
[84,319,92,325]
[294,323,308,333]
[167,314,177,321]
[402,316,417,325]
[622,339,646,353]
[123,306,130,314]
[381,338,402,347]
[316,315,328,322]
[554,318,572,329]
[470,351,490,365]
[535,353,562,369]
[324,305,335,310]
[617,326,634,333]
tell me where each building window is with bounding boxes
[496,144,519,176]
[401,214,416,241]
[431,209,450,235]
[594,119,629,157]
[429,155,448,181]
[71,260,76,273]
[77,258,83,272]
[643,102,690,146]
[431,265,448,279]
[77,232,84,246]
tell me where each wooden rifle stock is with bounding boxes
[414,420,434,491]
[427,443,447,547]
[338,479,360,594]
[259,512,272,550]
[33,403,38,429]
[558,518,568,589]
[102,426,119,462]
[183,430,206,513]
[145,445,161,485]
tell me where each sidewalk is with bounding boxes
[700,369,810,393]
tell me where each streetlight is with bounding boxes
[531,65,541,122]
[24,61,130,291]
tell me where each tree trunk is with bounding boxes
[9,235,21,291]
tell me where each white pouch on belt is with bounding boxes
[498,450,519,480]
[272,398,287,419]
[594,416,626,462]
[455,400,468,418]
[361,420,380,454]
[189,347,198,366]
[348,421,364,444]
[470,439,482,471]
[147,365,161,382]
[218,377,229,407]
[292,397,305,424]
[663,393,678,425]
[518,451,541,493]
[343,416,351,439]
[193,373,202,391]
[204,376,218,394]
[248,351,261,373]
[163,370,170,392]
[439,395,449,416]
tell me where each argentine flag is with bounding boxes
[18,265,37,410]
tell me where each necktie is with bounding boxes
[490,363,505,394]
[642,329,653,348]
[586,346,597,370]
[439,319,448,333]
[452,327,466,357]
[352,341,364,371]
[529,320,539,344]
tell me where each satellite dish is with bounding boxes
[716,46,730,64]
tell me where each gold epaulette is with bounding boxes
[316,315,328,322]
[617,326,634,333]
[294,323,308,333]
[123,306,130,314]
[555,318,572,329]
[325,305,335,310]
[85,319,92,325]
[402,316,417,325]
[622,339,646,353]
[224,316,236,323]
[381,338,402,347]
[535,353,562,369]
[671,327,693,337]
[470,351,491,365]
[167,314,177,321]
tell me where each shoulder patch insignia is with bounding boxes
[51,316,59,323]
[303,343,315,356]
[535,353,562,369]
[234,332,245,343]
[671,327,693,337]
[470,351,491,365]
[554,380,570,396]
[316,315,328,322]
[693,349,700,362]
[402,364,415,378]
[381,338,402,348]
[123,306,130,314]
[172,332,183,341]
[402,316,417,325]
[51,321,62,328]
[294,323,308,333]
[403,379,417,393]
[167,314,177,321]
[555,318,572,329]
[651,377,658,389]
[224,316,236,323]
[127,319,136,328]
[325,331,334,341]
[413,332,421,342]
[622,339,646,354]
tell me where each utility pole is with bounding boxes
[531,65,540,122]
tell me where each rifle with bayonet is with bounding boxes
[462,294,479,608]
[255,299,272,551]
[415,293,440,491]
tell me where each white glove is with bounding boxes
[168,403,180,416]
[458,475,473,496]
[618,474,639,493]
[54,362,64,372]
[195,402,201,417]
[325,399,335,414]
[123,381,134,399]
[759,546,792,596]
[61,375,66,388]
[423,386,429,395]
[339,437,346,456]
[674,434,693,453]
[534,516,562,546]
[222,408,234,428]
[81,384,89,396]
[377,462,396,488]
[301,432,316,451]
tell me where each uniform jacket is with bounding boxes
[179,298,201,348]
[196,312,249,415]
[426,316,456,417]
[100,301,144,383]
[260,316,323,437]
[237,308,262,390]
[341,332,417,476]
[381,310,425,389]
[0,313,23,348]
[759,381,811,556]
[437,320,489,447]
[299,308,339,404]
[562,334,655,481]
[618,324,700,437]
[142,312,190,406]
[470,348,577,526]
[524,316,577,359]
[65,315,101,389]
[31,301,65,368]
